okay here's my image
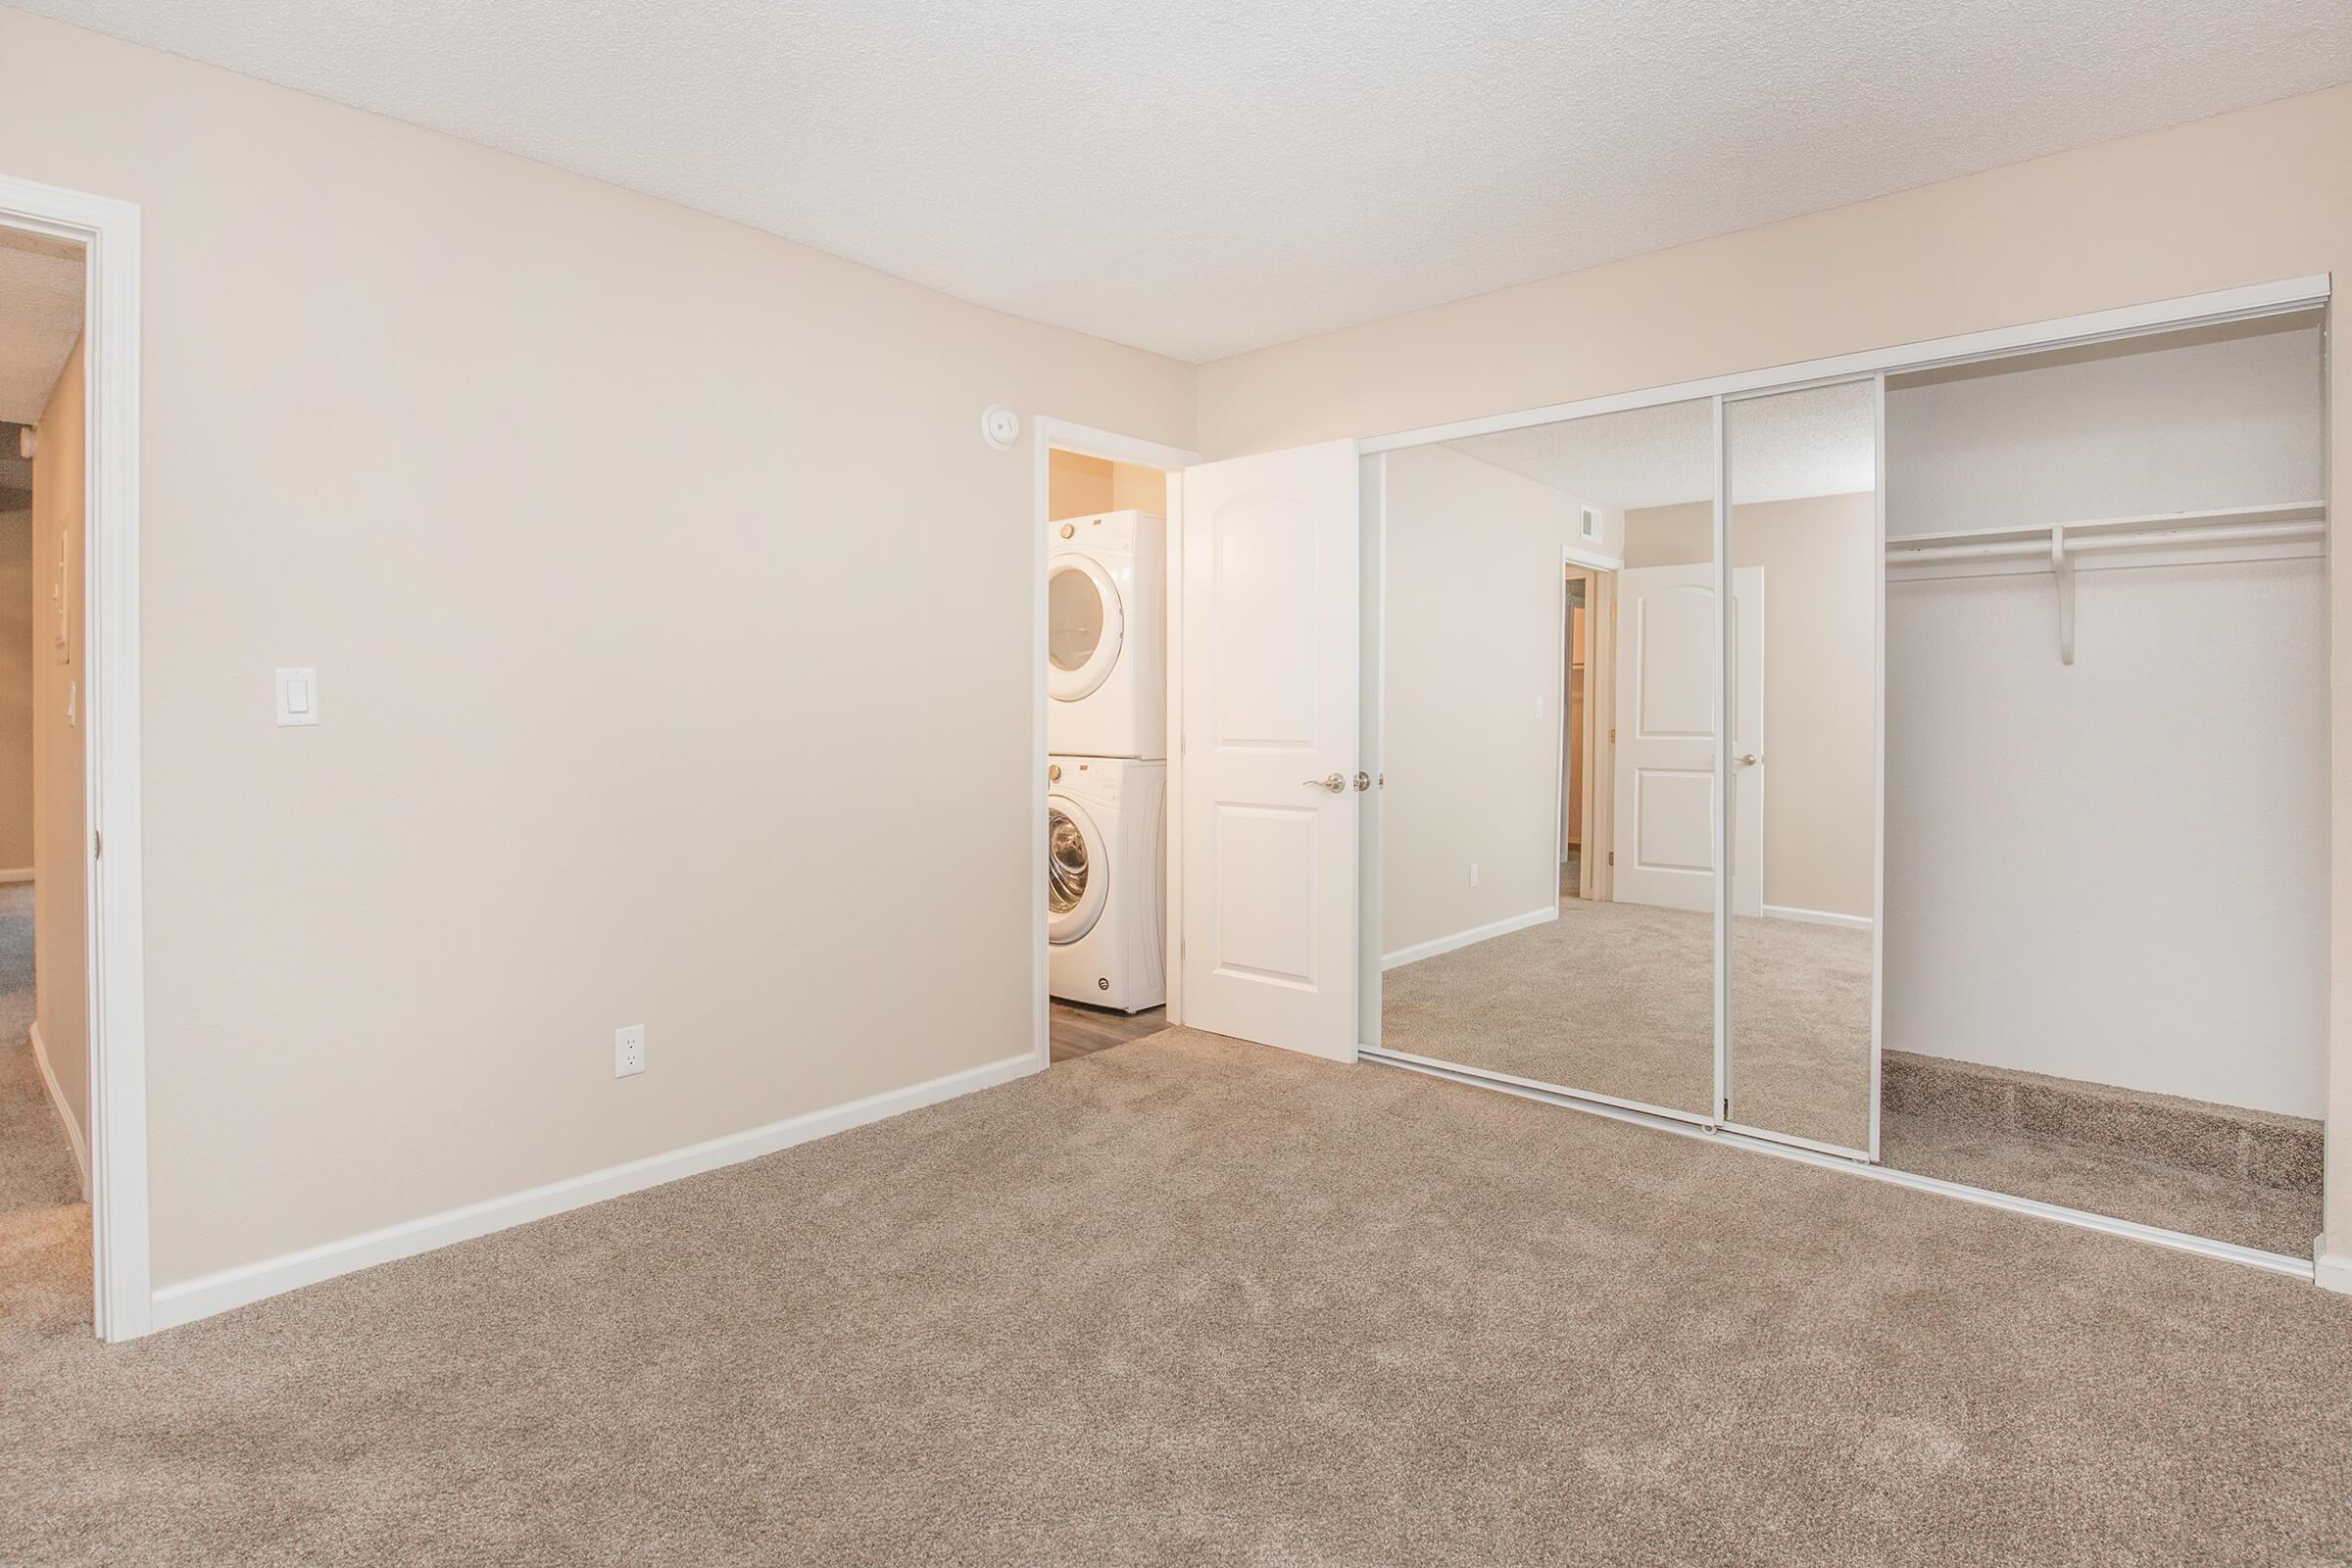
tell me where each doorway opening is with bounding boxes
[0,173,146,1342]
[1032,426,1195,1067]
[0,218,91,1327]
[1557,566,1602,906]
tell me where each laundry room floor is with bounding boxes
[1049,1001,1166,1063]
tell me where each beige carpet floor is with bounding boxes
[8,1017,2352,1563]
[1881,1106,2323,1257]
[1381,894,1874,1148]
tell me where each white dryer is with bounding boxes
[1048,756,1166,1012]
[1048,510,1166,760]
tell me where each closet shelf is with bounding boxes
[1886,501,2328,665]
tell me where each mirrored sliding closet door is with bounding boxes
[1719,380,1882,1155]
[1368,397,1723,1121]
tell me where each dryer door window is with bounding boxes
[1047,797,1109,944]
[1049,556,1125,702]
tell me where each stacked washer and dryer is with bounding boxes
[1048,509,1167,1012]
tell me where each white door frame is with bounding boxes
[1554,543,1622,889]
[1727,566,1764,919]
[1028,418,1200,1067]
[0,172,149,1343]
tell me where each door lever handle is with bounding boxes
[1353,771,1373,792]
[1734,753,1762,767]
[1303,772,1347,793]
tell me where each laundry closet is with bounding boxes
[1042,450,1171,1057]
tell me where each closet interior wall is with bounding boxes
[1880,310,2328,1252]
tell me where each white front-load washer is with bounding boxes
[1048,510,1165,760]
[1048,756,1166,1012]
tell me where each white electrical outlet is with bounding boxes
[1468,862,1480,888]
[614,1024,646,1078]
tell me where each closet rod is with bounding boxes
[1886,501,2328,665]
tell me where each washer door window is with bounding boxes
[1048,555,1125,703]
[1048,796,1109,945]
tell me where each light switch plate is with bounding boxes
[274,667,319,726]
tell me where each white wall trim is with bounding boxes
[1029,417,1200,1063]
[28,1020,89,1199]
[1382,904,1557,970]
[1562,542,1623,572]
[0,867,33,884]
[0,172,148,1342]
[151,1050,1041,1333]
[2317,1251,2352,1296]
[1761,903,1874,931]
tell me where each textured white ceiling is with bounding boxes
[0,227,84,427]
[18,1,2352,361]
[1450,380,1874,511]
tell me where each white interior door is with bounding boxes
[1612,564,1720,911]
[1178,439,1360,1061]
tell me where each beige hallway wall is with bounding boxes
[0,11,1195,1291]
[29,336,85,1160]
[1194,82,2352,1255]
[0,495,29,872]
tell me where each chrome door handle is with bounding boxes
[1304,772,1347,793]
[1353,771,1373,792]
[1734,753,1762,767]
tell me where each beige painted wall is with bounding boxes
[29,336,85,1157]
[0,11,1195,1289]
[1622,494,1876,920]
[1109,462,1166,514]
[1196,83,2352,1255]
[1382,444,1586,956]
[1048,449,1112,518]
[0,494,29,871]
[1049,449,1167,519]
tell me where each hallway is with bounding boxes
[0,880,85,1348]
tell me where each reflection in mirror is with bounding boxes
[1722,381,1878,1150]
[1375,398,1718,1117]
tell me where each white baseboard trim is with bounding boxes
[2318,1251,2352,1296]
[27,1020,90,1200]
[1384,905,1558,970]
[1760,903,1873,931]
[0,866,32,884]
[150,1049,1042,1333]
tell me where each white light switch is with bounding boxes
[274,667,319,726]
